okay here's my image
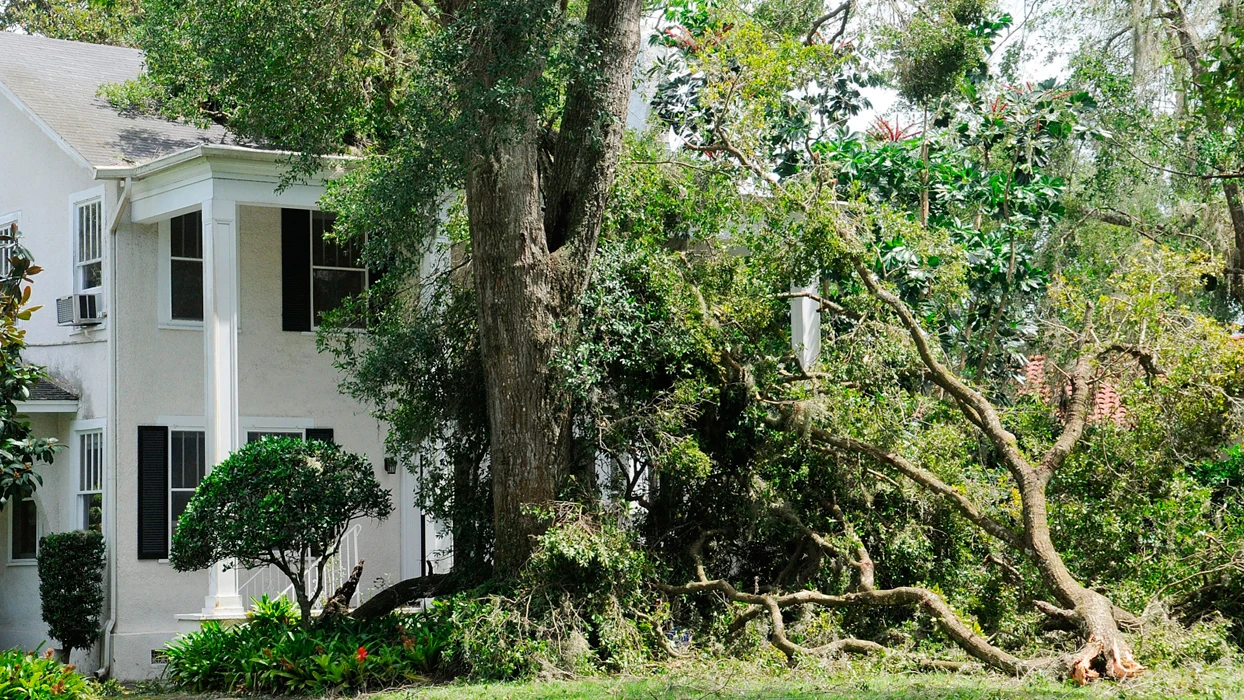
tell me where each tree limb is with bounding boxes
[852,261,1032,481]
[800,424,1025,549]
[806,0,850,45]
[1038,315,1096,483]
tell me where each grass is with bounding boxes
[367,660,1244,700]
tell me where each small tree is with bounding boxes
[0,224,60,511]
[37,530,106,660]
[170,437,393,625]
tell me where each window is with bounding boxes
[246,428,333,444]
[247,430,302,443]
[170,213,203,321]
[281,210,367,331]
[78,431,104,532]
[11,496,37,561]
[169,430,205,542]
[311,212,366,327]
[0,213,18,278]
[75,198,103,293]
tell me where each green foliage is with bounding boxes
[1194,445,1244,493]
[0,226,61,512]
[36,531,106,658]
[0,649,89,700]
[163,596,449,694]
[170,437,392,621]
[1,0,138,46]
[432,507,664,680]
[887,0,1008,105]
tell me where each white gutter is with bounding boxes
[97,176,129,679]
[94,144,357,182]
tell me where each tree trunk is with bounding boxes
[1223,181,1244,302]
[462,0,642,576]
[468,136,569,575]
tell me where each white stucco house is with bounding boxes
[0,32,449,680]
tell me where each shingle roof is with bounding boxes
[27,377,78,402]
[0,32,235,167]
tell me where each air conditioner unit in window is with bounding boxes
[56,294,103,326]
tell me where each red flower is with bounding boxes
[355,646,368,663]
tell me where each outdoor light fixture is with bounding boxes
[384,456,398,475]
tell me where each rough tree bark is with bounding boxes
[458,0,643,575]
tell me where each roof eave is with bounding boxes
[94,144,359,182]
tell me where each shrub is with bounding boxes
[37,530,106,659]
[163,596,450,694]
[0,648,90,700]
[170,437,393,624]
[430,505,665,681]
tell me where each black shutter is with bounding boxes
[137,426,169,560]
[305,427,335,445]
[282,208,312,332]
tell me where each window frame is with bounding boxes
[8,495,38,565]
[77,429,105,533]
[169,212,204,324]
[157,210,206,330]
[70,187,106,295]
[0,211,19,279]
[168,429,207,550]
[307,211,368,331]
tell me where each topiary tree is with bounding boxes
[37,530,106,660]
[170,437,393,626]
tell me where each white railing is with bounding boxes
[238,524,362,611]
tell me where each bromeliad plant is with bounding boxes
[170,437,393,624]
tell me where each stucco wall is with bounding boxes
[108,204,404,680]
[1,90,408,680]
[0,92,112,666]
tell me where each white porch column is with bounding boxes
[790,279,821,372]
[201,197,245,617]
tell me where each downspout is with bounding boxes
[97,176,130,678]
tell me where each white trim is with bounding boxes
[155,416,317,431]
[69,186,107,302]
[0,79,94,171]
[15,400,79,413]
[168,428,206,552]
[94,144,355,181]
[0,211,19,278]
[75,428,105,532]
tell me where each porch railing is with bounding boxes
[237,523,362,611]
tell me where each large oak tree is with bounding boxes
[122,0,644,575]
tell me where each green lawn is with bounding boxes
[369,662,1244,700]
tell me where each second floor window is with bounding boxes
[75,199,103,293]
[281,209,367,332]
[311,211,366,327]
[170,213,204,321]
